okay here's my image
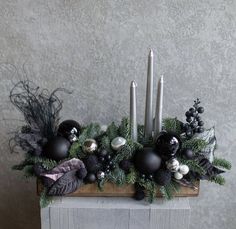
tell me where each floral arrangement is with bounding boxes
[10,80,231,208]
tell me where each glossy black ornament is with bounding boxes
[58,120,81,142]
[134,147,162,174]
[154,169,172,186]
[43,136,70,161]
[155,132,181,160]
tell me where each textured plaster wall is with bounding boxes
[0,0,235,229]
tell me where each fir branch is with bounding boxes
[179,158,206,175]
[212,157,231,170]
[106,122,119,140]
[137,178,157,203]
[40,188,53,208]
[78,123,101,144]
[182,138,208,153]
[119,117,131,140]
[210,175,225,185]
[163,118,182,135]
[69,142,85,159]
[159,181,180,200]
[126,167,138,184]
[100,136,111,150]
[107,167,126,186]
[112,144,132,164]
[97,178,107,192]
[23,165,35,178]
[137,124,145,143]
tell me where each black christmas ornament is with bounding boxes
[119,159,132,172]
[181,148,194,159]
[84,155,100,173]
[154,169,172,186]
[85,173,96,183]
[76,167,88,179]
[134,190,145,201]
[97,148,108,157]
[155,132,181,160]
[43,136,70,161]
[134,147,162,174]
[58,120,81,142]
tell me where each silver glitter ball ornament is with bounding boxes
[166,158,180,172]
[111,137,127,150]
[83,139,98,153]
[96,171,105,180]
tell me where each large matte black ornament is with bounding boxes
[47,170,79,196]
[43,136,70,161]
[58,120,81,142]
[134,147,162,174]
[155,132,181,160]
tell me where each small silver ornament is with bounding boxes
[83,139,98,153]
[178,164,189,175]
[96,171,105,180]
[166,158,180,172]
[174,171,183,180]
[111,137,127,150]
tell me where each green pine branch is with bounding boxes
[69,142,86,159]
[210,175,225,185]
[100,136,111,150]
[137,178,157,203]
[40,188,53,208]
[107,167,126,186]
[159,181,180,200]
[182,138,208,153]
[78,123,102,144]
[126,168,138,184]
[212,157,231,170]
[179,158,206,175]
[163,118,182,135]
[119,117,131,140]
[106,122,119,140]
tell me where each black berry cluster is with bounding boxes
[97,149,116,173]
[182,98,205,138]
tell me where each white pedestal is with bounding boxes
[41,197,190,229]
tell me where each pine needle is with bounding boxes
[212,157,231,170]
[40,188,53,208]
[210,175,225,185]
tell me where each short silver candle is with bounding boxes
[144,49,154,140]
[130,81,138,142]
[154,75,163,139]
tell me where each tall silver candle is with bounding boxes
[130,81,138,141]
[144,49,154,139]
[154,75,164,139]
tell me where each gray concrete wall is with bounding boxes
[0,1,235,228]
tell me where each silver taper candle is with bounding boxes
[144,49,154,139]
[154,75,164,139]
[130,81,138,141]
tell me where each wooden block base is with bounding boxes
[37,180,200,197]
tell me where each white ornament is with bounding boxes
[178,165,189,175]
[111,137,127,150]
[101,125,108,132]
[166,158,180,172]
[174,172,183,180]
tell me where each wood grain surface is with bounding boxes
[37,180,200,197]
